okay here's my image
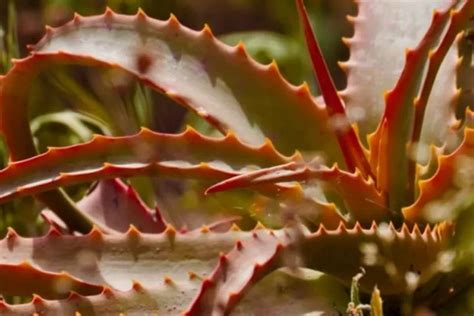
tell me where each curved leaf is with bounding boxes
[77,178,166,233]
[368,2,457,212]
[0,269,348,316]
[296,0,373,179]
[187,222,450,314]
[0,9,342,160]
[207,162,389,225]
[0,128,295,204]
[342,0,457,141]
[403,129,474,222]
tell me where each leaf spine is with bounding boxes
[202,24,214,38]
[132,280,143,291]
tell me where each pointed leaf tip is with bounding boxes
[295,0,373,179]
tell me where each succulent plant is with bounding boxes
[0,0,473,314]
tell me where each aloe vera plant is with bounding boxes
[0,0,473,314]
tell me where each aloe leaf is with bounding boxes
[77,178,166,233]
[0,9,342,160]
[0,262,103,299]
[207,161,389,225]
[343,0,457,141]
[407,0,474,199]
[74,178,243,233]
[0,269,348,316]
[295,0,373,179]
[403,129,474,223]
[219,31,307,85]
[187,222,449,314]
[369,3,456,212]
[0,127,296,204]
[0,9,344,231]
[0,225,254,292]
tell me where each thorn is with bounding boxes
[254,221,266,230]
[73,12,82,25]
[127,224,141,239]
[230,223,241,231]
[200,225,210,233]
[201,278,215,289]
[101,286,114,298]
[136,8,147,22]
[202,24,214,38]
[132,280,143,292]
[234,41,247,56]
[412,224,422,236]
[46,226,62,237]
[19,261,33,269]
[88,225,103,241]
[165,224,176,248]
[6,227,18,240]
[268,59,279,73]
[370,221,378,231]
[315,224,327,235]
[219,252,228,265]
[168,13,180,28]
[104,7,114,18]
[67,291,81,301]
[297,82,311,96]
[352,222,363,233]
[102,162,114,170]
[253,263,264,274]
[45,25,54,36]
[235,240,243,251]
[346,15,356,24]
[341,37,352,47]
[338,61,349,72]
[188,271,199,280]
[228,292,240,307]
[164,276,174,285]
[428,49,435,60]
[31,294,44,305]
[405,48,414,60]
[165,224,176,236]
[401,222,410,235]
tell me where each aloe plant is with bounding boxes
[0,0,473,314]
